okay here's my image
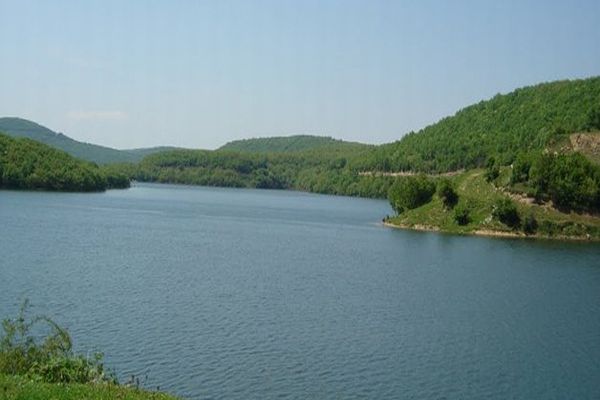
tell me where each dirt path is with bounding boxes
[359,170,464,178]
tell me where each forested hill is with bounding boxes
[0,133,129,191]
[0,117,179,164]
[126,143,392,198]
[358,76,600,173]
[219,135,370,153]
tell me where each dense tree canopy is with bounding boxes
[219,135,370,154]
[357,77,600,173]
[123,147,393,198]
[508,151,600,213]
[0,133,129,192]
[528,153,600,212]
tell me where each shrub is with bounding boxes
[29,353,109,384]
[485,157,500,182]
[522,213,538,235]
[511,152,533,184]
[492,198,521,228]
[453,202,471,225]
[437,178,458,209]
[388,175,436,214]
[0,300,114,384]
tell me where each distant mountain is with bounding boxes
[0,117,179,164]
[219,135,369,153]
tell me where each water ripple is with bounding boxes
[1,185,599,399]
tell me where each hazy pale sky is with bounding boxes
[1,0,599,149]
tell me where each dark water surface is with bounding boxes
[1,183,599,399]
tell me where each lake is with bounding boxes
[1,183,599,399]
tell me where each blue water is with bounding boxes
[1,183,599,399]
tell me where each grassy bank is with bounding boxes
[0,302,179,400]
[0,374,178,400]
[385,169,600,241]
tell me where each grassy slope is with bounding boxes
[0,118,177,164]
[219,135,369,153]
[387,168,600,240]
[0,375,178,400]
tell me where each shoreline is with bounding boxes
[382,221,598,243]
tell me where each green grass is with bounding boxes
[0,302,179,400]
[387,169,600,240]
[0,374,179,400]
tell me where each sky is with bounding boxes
[1,0,599,150]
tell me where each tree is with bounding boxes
[511,152,533,184]
[388,175,436,214]
[492,197,520,228]
[522,212,538,234]
[453,202,471,225]
[529,153,600,212]
[437,178,458,209]
[484,156,500,182]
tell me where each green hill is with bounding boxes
[0,117,179,164]
[359,76,600,173]
[128,142,390,198]
[0,133,129,191]
[219,135,369,153]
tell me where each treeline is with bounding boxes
[219,135,369,153]
[0,133,129,192]
[8,76,599,202]
[358,77,600,173]
[115,147,393,198]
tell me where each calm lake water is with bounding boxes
[1,183,599,399]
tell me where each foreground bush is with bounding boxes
[0,300,112,384]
